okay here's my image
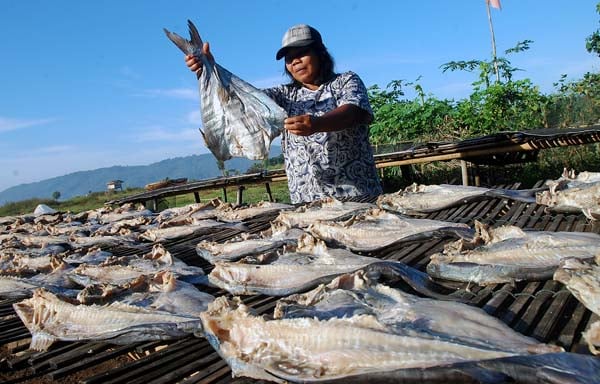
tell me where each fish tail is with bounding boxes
[187,20,204,49]
[163,28,193,54]
[488,188,542,203]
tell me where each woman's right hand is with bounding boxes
[185,42,213,76]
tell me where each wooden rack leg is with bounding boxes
[265,183,274,202]
[222,187,228,202]
[236,186,246,205]
[193,192,201,203]
[461,160,469,186]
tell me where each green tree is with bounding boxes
[586,2,600,56]
[52,191,61,200]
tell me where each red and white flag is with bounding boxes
[489,0,502,9]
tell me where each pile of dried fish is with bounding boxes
[164,20,287,161]
[427,221,600,285]
[377,183,538,215]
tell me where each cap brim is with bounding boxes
[275,39,315,60]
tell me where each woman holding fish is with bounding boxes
[184,24,382,204]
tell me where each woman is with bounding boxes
[185,24,382,204]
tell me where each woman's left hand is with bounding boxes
[284,115,317,136]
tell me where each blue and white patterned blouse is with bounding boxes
[265,71,382,204]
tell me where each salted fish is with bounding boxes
[156,199,221,226]
[78,271,214,316]
[309,208,473,252]
[554,258,600,354]
[272,197,375,230]
[536,169,600,219]
[208,234,384,296]
[427,221,600,285]
[276,271,561,355]
[201,296,534,383]
[68,244,205,286]
[377,183,538,216]
[13,289,202,351]
[164,20,287,161]
[196,227,305,264]
[139,219,246,242]
[214,201,294,223]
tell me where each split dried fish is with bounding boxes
[214,201,294,223]
[164,20,287,161]
[208,234,384,296]
[13,289,202,351]
[377,183,538,216]
[200,295,558,383]
[309,208,473,252]
[139,219,246,242]
[272,197,375,230]
[196,227,305,264]
[554,257,600,354]
[427,221,600,285]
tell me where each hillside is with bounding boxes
[0,147,281,205]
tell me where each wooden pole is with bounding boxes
[486,0,500,83]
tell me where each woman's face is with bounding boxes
[285,47,321,89]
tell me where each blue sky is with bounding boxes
[1,0,598,193]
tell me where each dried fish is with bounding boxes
[13,289,202,351]
[196,227,305,264]
[139,219,246,242]
[214,201,294,223]
[275,271,561,355]
[272,197,375,230]
[427,221,600,285]
[208,234,384,296]
[164,20,287,161]
[554,258,600,354]
[377,183,538,216]
[309,208,473,252]
[200,295,557,383]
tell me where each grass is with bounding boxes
[0,181,292,217]
[2,144,599,217]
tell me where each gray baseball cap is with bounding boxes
[276,24,323,60]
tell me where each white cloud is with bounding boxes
[186,110,202,125]
[0,117,56,133]
[133,126,201,142]
[135,88,198,100]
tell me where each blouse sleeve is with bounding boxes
[334,72,373,117]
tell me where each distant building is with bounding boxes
[106,180,124,192]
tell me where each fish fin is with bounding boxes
[30,331,56,352]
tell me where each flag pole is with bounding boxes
[486,0,500,83]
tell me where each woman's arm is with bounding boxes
[284,104,372,136]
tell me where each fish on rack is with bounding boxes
[308,208,474,252]
[427,221,600,285]
[554,257,600,355]
[377,183,539,216]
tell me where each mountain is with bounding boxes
[0,147,282,206]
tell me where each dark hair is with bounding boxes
[284,43,336,87]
